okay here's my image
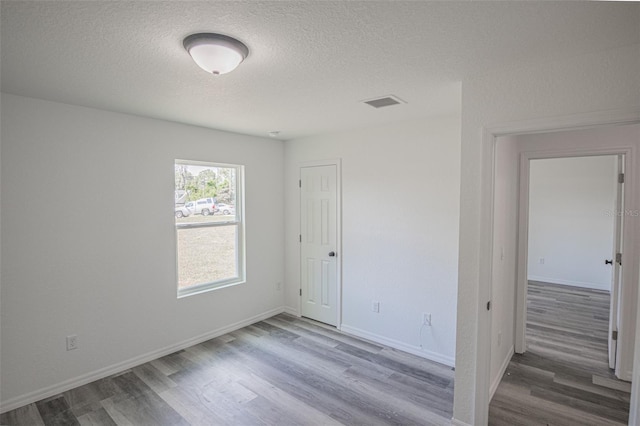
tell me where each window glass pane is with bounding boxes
[176,225,238,289]
[175,160,244,296]
[175,164,238,223]
[176,214,235,226]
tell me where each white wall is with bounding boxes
[528,156,617,290]
[454,42,640,425]
[283,110,461,366]
[0,94,285,409]
[488,136,519,399]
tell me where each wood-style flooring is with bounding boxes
[1,313,455,426]
[489,281,631,426]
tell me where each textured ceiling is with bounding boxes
[1,1,639,140]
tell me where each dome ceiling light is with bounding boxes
[183,33,249,76]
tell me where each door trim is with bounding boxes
[470,107,640,426]
[298,159,342,329]
[609,155,624,370]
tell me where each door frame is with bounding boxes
[610,155,625,370]
[298,158,343,329]
[515,149,630,373]
[473,108,640,425]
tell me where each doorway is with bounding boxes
[526,155,622,370]
[488,125,639,424]
[299,161,341,326]
[515,148,633,379]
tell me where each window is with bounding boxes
[175,160,244,297]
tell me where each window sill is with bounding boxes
[177,279,245,299]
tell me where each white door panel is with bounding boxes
[300,165,338,326]
[609,155,624,370]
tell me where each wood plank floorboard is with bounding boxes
[489,281,630,425]
[1,314,454,425]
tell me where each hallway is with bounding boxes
[489,281,630,425]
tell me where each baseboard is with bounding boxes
[0,306,285,414]
[528,275,609,291]
[339,324,455,367]
[490,345,514,401]
[283,306,300,317]
[450,418,473,426]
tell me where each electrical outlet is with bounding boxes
[372,301,380,313]
[66,335,78,351]
[422,313,432,326]
[275,282,282,291]
[539,257,545,264]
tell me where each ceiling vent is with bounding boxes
[362,95,406,108]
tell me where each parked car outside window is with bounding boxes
[193,198,217,215]
[175,205,191,218]
[216,203,235,215]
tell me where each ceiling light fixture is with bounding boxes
[183,33,249,76]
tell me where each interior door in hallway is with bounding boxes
[609,155,624,370]
[300,164,338,326]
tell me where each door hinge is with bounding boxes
[299,289,302,296]
[618,173,624,184]
[612,330,618,341]
[299,234,302,243]
[486,301,491,311]
[299,179,302,188]
[616,252,622,265]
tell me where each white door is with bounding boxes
[300,165,338,326]
[608,155,624,370]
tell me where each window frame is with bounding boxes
[174,159,245,298]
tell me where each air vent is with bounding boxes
[362,95,406,109]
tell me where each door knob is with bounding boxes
[328,251,336,257]
[605,259,613,265]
